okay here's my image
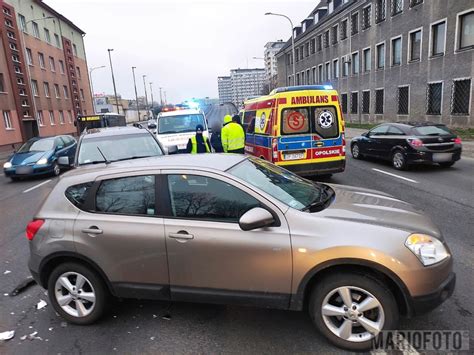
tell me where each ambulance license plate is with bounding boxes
[284,152,305,160]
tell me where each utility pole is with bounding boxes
[149,82,154,109]
[131,66,140,121]
[159,87,163,106]
[107,49,120,113]
[164,91,167,105]
[142,75,149,116]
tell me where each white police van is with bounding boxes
[156,109,209,153]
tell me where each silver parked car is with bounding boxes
[27,155,455,351]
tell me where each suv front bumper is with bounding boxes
[410,272,456,316]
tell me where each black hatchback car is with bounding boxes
[351,122,462,170]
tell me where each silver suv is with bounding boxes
[27,154,455,351]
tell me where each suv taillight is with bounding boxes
[407,138,424,148]
[26,219,44,241]
[453,137,462,144]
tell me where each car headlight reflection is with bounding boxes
[405,234,449,266]
[36,158,48,165]
[3,162,12,169]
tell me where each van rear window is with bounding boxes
[281,108,310,135]
[313,107,339,138]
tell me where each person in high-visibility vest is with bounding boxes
[186,124,211,154]
[221,114,245,154]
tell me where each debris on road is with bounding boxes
[20,335,27,341]
[27,331,43,341]
[3,270,11,275]
[162,314,171,321]
[0,330,15,341]
[3,293,8,296]
[36,299,47,310]
[48,327,53,331]
[153,314,157,318]
[60,322,67,328]
[150,336,155,340]
[10,276,36,296]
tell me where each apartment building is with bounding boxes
[217,76,232,104]
[0,0,93,150]
[217,69,266,108]
[264,40,285,90]
[276,0,473,127]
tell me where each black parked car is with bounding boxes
[351,122,462,170]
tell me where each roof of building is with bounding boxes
[230,68,266,73]
[35,0,86,35]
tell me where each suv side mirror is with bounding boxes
[239,207,275,231]
[57,156,71,167]
[167,145,179,155]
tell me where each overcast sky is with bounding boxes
[45,0,318,103]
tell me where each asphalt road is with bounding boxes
[0,104,472,354]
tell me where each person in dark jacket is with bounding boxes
[210,127,224,153]
[186,124,212,154]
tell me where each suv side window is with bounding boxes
[369,125,389,136]
[167,174,260,222]
[96,175,155,216]
[65,182,94,209]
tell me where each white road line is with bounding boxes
[22,179,52,194]
[372,168,418,184]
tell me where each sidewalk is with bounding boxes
[344,128,474,158]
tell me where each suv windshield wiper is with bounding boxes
[110,155,154,162]
[302,184,334,212]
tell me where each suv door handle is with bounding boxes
[168,231,194,240]
[82,227,103,236]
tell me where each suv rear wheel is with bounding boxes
[309,272,398,351]
[48,262,107,325]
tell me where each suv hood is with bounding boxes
[319,184,440,237]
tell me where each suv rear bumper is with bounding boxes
[409,272,456,316]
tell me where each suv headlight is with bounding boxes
[405,234,449,266]
[36,158,48,165]
[3,162,12,169]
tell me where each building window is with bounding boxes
[54,84,60,98]
[312,67,316,83]
[63,85,69,99]
[19,14,26,31]
[43,82,50,98]
[73,44,78,56]
[31,80,39,96]
[392,0,403,16]
[295,48,299,62]
[363,48,371,72]
[305,42,309,57]
[317,35,322,51]
[300,46,304,60]
[306,69,311,84]
[375,89,384,114]
[49,111,55,125]
[451,79,471,115]
[431,21,446,56]
[310,38,315,54]
[59,111,65,124]
[342,57,350,76]
[296,73,300,85]
[362,91,370,114]
[32,21,40,38]
[54,34,61,48]
[24,48,32,66]
[410,0,423,7]
[38,53,45,69]
[332,25,338,45]
[325,62,330,80]
[350,92,358,114]
[426,82,442,115]
[80,89,85,101]
[49,57,56,72]
[59,60,65,74]
[11,54,20,63]
[409,29,422,62]
[376,43,385,69]
[44,28,51,43]
[0,73,5,92]
[375,0,386,23]
[458,11,474,51]
[67,111,73,124]
[391,37,402,66]
[363,5,372,29]
[351,12,359,35]
[37,111,44,126]
[340,19,348,40]
[341,93,348,113]
[352,52,359,74]
[318,65,323,83]
[3,111,13,129]
[333,59,339,79]
[398,86,410,114]
[324,30,329,48]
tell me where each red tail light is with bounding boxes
[272,138,279,162]
[407,138,424,148]
[26,219,44,241]
[454,137,462,144]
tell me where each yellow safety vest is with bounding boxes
[190,136,210,154]
[221,122,245,152]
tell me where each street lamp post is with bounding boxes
[159,87,163,106]
[265,12,296,85]
[107,49,120,114]
[89,65,105,113]
[149,82,154,111]
[142,75,149,117]
[131,67,140,121]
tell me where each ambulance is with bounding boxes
[241,85,345,176]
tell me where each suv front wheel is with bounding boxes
[309,272,399,351]
[48,262,107,325]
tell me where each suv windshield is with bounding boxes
[18,138,55,153]
[228,157,333,211]
[158,114,205,134]
[78,133,163,165]
[412,125,453,136]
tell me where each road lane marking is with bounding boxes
[22,179,52,193]
[372,168,418,183]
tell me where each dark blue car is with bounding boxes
[3,135,76,181]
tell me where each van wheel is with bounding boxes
[309,272,398,351]
[48,262,107,325]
